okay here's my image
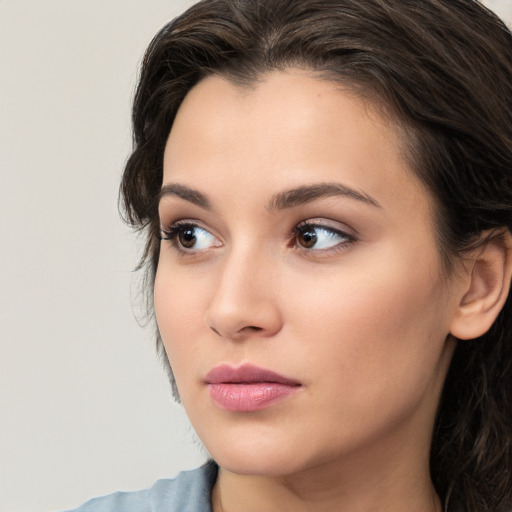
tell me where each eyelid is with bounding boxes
[295,218,357,238]
[293,219,357,253]
[159,219,222,253]
[159,218,211,237]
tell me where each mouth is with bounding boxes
[205,363,302,412]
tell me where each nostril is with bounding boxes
[210,326,222,336]
[204,300,282,339]
[209,324,263,338]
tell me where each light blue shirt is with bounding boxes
[62,462,218,512]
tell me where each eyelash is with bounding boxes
[160,221,194,241]
[159,220,216,252]
[292,220,356,254]
[159,220,356,255]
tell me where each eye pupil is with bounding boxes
[179,228,196,248]
[299,229,317,248]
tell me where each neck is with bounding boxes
[213,457,441,512]
[211,416,442,512]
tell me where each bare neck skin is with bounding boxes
[213,464,441,512]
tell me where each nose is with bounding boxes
[204,248,283,341]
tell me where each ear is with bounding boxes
[450,230,512,340]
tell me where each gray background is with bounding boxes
[1,1,511,511]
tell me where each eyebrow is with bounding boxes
[159,183,211,210]
[158,181,380,211]
[267,182,381,211]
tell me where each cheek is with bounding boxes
[288,253,450,411]
[153,265,209,378]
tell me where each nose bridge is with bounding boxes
[205,240,281,339]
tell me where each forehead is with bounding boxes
[162,70,430,222]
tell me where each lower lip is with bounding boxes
[208,383,300,412]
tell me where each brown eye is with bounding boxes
[294,223,354,251]
[160,222,220,252]
[296,227,318,248]
[178,227,197,248]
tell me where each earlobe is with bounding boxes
[450,230,512,341]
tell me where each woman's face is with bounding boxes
[155,71,462,477]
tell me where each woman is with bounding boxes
[68,0,512,511]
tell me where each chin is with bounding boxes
[214,451,307,477]
[202,430,319,477]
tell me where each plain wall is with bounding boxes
[1,1,511,511]
[1,3,205,512]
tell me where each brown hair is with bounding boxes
[120,1,512,510]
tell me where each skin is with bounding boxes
[154,70,470,512]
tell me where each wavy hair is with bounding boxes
[120,1,512,510]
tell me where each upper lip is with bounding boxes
[205,363,301,386]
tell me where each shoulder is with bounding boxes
[62,461,218,512]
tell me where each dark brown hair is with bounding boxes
[120,1,512,510]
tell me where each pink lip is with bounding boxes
[205,364,301,412]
